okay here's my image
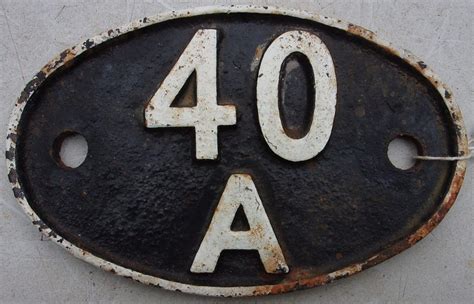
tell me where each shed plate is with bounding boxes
[6,5,468,297]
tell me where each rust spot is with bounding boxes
[354,172,466,271]
[255,45,264,60]
[408,173,463,244]
[253,169,465,296]
[347,23,375,40]
[269,274,330,294]
[41,49,77,77]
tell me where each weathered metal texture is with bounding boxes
[5,5,468,297]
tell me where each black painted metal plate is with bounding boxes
[6,6,468,297]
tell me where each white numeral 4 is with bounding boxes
[144,29,236,160]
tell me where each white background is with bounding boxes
[0,1,472,303]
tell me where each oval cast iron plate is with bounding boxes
[5,5,469,297]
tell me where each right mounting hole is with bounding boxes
[387,135,421,170]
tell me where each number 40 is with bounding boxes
[144,29,337,162]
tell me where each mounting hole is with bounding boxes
[387,136,420,170]
[53,132,88,168]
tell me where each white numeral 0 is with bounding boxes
[257,30,337,162]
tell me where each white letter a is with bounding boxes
[190,174,289,274]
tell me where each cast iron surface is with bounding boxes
[13,13,459,288]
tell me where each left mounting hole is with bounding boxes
[53,132,88,168]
